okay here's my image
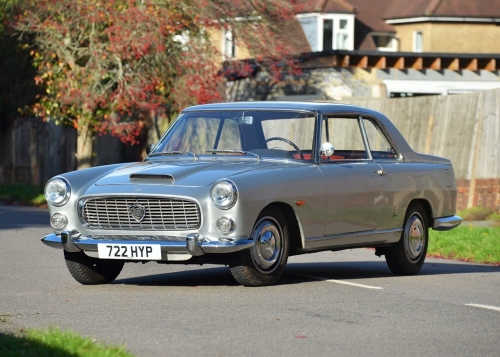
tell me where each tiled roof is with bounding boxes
[345,0,397,50]
[297,0,500,51]
[296,0,355,14]
[297,0,500,19]
[384,0,500,19]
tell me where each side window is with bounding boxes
[321,117,367,160]
[261,117,315,151]
[363,118,397,159]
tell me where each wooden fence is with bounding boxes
[343,89,500,210]
[0,118,122,186]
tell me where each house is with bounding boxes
[295,0,500,53]
[221,0,500,101]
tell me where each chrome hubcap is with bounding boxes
[252,218,282,273]
[405,214,425,262]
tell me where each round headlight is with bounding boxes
[44,177,71,206]
[210,179,238,209]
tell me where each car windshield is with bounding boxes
[152,110,316,160]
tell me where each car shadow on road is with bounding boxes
[113,259,500,287]
[285,260,500,281]
[114,266,240,287]
[0,204,49,229]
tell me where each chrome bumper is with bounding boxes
[432,215,462,231]
[41,231,253,257]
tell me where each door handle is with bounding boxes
[374,169,386,176]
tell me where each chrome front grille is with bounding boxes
[79,197,201,230]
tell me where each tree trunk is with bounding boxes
[75,125,94,169]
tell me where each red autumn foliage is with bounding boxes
[12,0,303,146]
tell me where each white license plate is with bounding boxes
[97,243,162,260]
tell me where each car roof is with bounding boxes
[180,101,434,162]
[182,101,381,116]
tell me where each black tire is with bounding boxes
[385,203,428,275]
[64,250,124,285]
[230,209,289,286]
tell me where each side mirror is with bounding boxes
[319,142,335,158]
[146,143,156,155]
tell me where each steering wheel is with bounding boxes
[260,137,303,159]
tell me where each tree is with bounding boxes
[0,0,38,123]
[12,0,302,169]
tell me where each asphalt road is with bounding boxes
[1,204,499,356]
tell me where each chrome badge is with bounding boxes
[129,204,147,222]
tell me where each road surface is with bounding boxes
[1,204,499,356]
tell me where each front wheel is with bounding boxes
[384,203,428,275]
[64,250,124,285]
[230,209,289,286]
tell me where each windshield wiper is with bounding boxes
[206,149,260,162]
[149,151,183,156]
[149,151,198,161]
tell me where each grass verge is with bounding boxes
[0,184,46,206]
[429,225,500,265]
[0,326,133,357]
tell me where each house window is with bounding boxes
[336,19,349,50]
[223,29,236,59]
[321,16,352,51]
[337,33,349,50]
[413,31,423,52]
[298,14,354,52]
[372,34,397,51]
[322,19,333,50]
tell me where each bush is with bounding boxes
[458,207,493,221]
[489,212,500,226]
[0,184,46,206]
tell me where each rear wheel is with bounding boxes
[230,209,289,286]
[64,250,124,285]
[385,203,428,275]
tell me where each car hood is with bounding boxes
[94,159,277,187]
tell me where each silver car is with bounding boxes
[42,102,462,286]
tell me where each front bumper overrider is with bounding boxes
[41,230,254,257]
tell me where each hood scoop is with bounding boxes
[130,173,175,184]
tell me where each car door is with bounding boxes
[318,116,385,236]
[361,116,410,231]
